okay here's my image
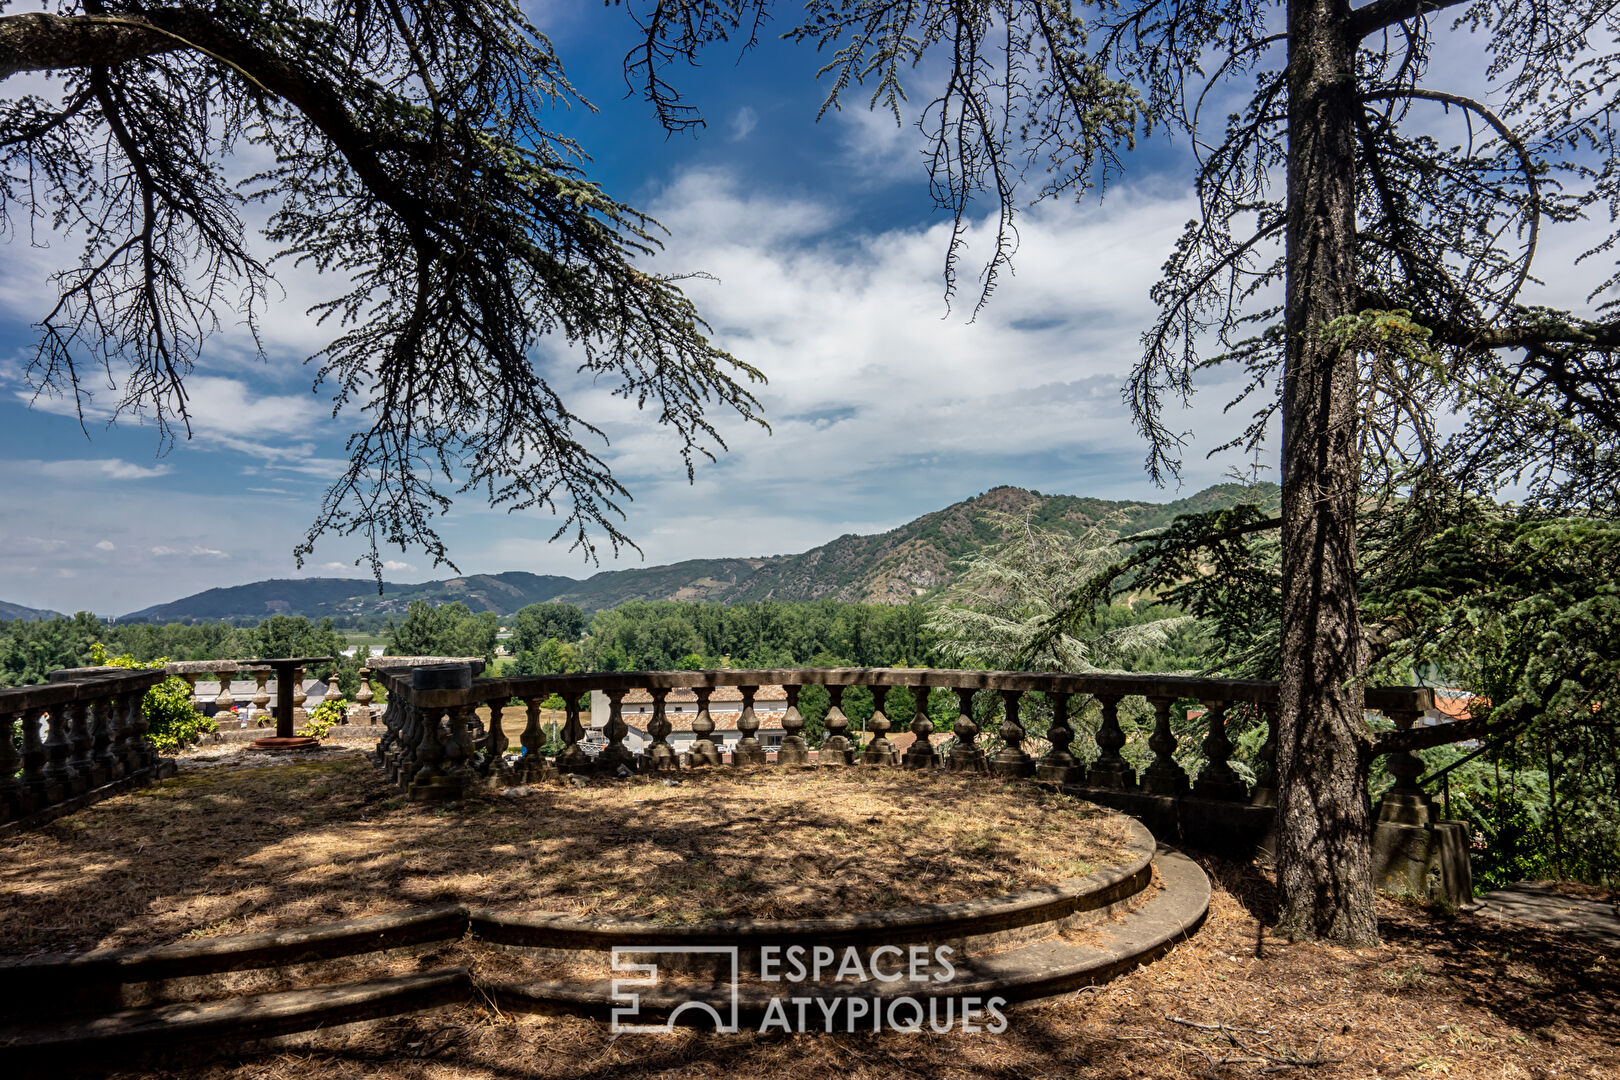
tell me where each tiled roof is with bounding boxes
[618,685,789,705]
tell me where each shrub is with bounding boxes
[88,644,216,754]
[299,696,348,741]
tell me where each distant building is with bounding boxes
[590,686,789,753]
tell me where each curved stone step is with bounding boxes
[488,847,1210,1028]
[0,851,1207,1065]
[1,968,472,1075]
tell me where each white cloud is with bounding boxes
[30,458,173,481]
[729,106,758,141]
[382,560,415,572]
[94,540,116,551]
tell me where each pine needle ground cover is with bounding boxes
[0,748,1134,955]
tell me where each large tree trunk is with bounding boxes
[1274,0,1378,944]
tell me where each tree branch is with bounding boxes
[0,11,189,81]
[1349,0,1474,41]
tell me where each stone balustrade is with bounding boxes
[0,668,175,829]
[371,665,1432,854]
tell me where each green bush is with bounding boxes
[299,696,349,741]
[89,644,216,754]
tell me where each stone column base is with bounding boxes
[1372,817,1473,909]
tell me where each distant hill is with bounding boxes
[118,483,1277,622]
[120,571,575,623]
[0,600,63,622]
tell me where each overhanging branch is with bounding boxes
[1349,0,1474,40]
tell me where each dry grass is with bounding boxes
[97,859,1618,1080]
[0,748,1134,955]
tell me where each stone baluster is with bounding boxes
[646,687,679,770]
[1192,698,1247,800]
[0,705,33,819]
[901,685,939,769]
[323,671,345,708]
[1251,704,1279,806]
[689,687,721,766]
[989,688,1034,777]
[518,696,546,780]
[251,669,271,727]
[1037,691,1081,784]
[125,685,155,771]
[778,684,810,765]
[410,705,447,788]
[597,688,636,772]
[379,690,408,779]
[215,667,236,719]
[861,685,898,765]
[948,687,984,771]
[817,685,853,765]
[180,673,199,709]
[1374,704,1434,826]
[1139,695,1189,795]
[480,694,511,778]
[62,696,93,794]
[732,685,767,765]
[352,668,375,724]
[291,669,308,720]
[112,687,144,774]
[1085,693,1137,789]
[556,693,592,773]
[40,703,74,795]
[90,688,122,781]
[23,706,62,806]
[442,703,475,790]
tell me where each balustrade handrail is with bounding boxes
[378,665,1432,712]
[2,668,174,828]
[368,664,1435,812]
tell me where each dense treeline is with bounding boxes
[0,614,359,692]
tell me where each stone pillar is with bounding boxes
[777,684,810,765]
[46,701,84,795]
[901,685,939,769]
[596,688,637,773]
[65,694,97,790]
[0,706,35,819]
[689,687,722,767]
[1036,691,1082,784]
[24,706,63,806]
[251,669,272,727]
[555,693,592,774]
[214,667,236,717]
[948,687,985,772]
[732,685,768,765]
[646,687,679,770]
[989,689,1034,777]
[1139,695,1189,795]
[1085,694,1137,790]
[90,689,121,781]
[861,686,898,765]
[351,668,375,724]
[817,685,853,765]
[1192,699,1247,800]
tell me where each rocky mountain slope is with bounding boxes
[116,483,1277,621]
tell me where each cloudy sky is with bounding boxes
[0,6,1609,617]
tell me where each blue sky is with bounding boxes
[0,6,1608,617]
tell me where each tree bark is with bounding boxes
[1274,0,1378,944]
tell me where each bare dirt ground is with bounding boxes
[93,859,1615,1080]
[0,746,1132,954]
[5,750,1614,1078]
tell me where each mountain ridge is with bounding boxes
[109,483,1278,622]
